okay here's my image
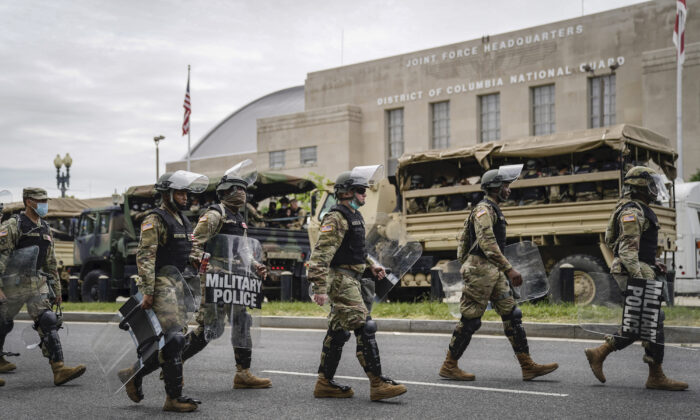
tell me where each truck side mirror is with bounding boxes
[311,193,317,216]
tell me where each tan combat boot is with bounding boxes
[163,396,198,412]
[0,356,16,373]
[516,353,559,381]
[233,366,272,389]
[313,374,354,398]
[368,373,407,401]
[118,366,143,403]
[439,351,475,381]
[645,362,688,391]
[50,361,86,386]
[584,342,614,383]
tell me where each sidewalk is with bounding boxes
[17,312,700,343]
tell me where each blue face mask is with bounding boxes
[35,203,49,218]
[350,198,363,210]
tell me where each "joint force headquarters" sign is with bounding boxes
[204,271,263,309]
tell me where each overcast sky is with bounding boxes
[0,0,647,201]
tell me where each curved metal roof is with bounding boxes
[189,85,305,159]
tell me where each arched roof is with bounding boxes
[188,85,305,159]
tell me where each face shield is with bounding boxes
[349,165,384,188]
[650,174,668,202]
[225,159,258,187]
[167,170,210,193]
[497,164,524,184]
[0,190,12,207]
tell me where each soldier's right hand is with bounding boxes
[141,294,154,310]
[312,293,329,306]
[506,268,523,287]
[0,289,6,303]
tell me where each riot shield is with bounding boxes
[91,266,197,394]
[0,246,39,359]
[437,260,464,319]
[578,272,700,351]
[203,234,263,348]
[503,241,549,302]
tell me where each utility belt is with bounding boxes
[331,266,364,281]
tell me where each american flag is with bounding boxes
[182,76,191,135]
[674,0,687,65]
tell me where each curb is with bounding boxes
[16,312,700,343]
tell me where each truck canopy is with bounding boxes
[2,196,115,218]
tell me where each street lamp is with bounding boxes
[54,153,73,198]
[154,135,165,180]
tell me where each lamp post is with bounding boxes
[54,153,73,198]
[154,135,165,180]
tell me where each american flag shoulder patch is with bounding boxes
[198,215,207,222]
[476,209,488,218]
[141,222,154,231]
[622,214,636,222]
[0,230,7,237]
[320,225,333,233]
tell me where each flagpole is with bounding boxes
[187,64,191,172]
[677,57,683,181]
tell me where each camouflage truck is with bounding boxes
[73,172,316,302]
[309,124,678,304]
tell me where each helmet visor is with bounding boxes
[650,174,667,201]
[349,165,384,188]
[167,170,209,193]
[497,164,524,183]
[224,159,258,186]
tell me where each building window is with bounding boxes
[589,75,616,128]
[269,150,285,169]
[532,84,555,135]
[300,146,317,165]
[479,93,500,142]
[431,101,450,149]
[387,108,404,159]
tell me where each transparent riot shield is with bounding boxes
[437,260,464,319]
[503,241,549,301]
[0,246,39,359]
[204,234,263,348]
[91,266,197,394]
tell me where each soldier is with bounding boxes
[288,198,306,230]
[309,166,407,401]
[0,188,86,386]
[265,201,278,227]
[120,171,206,412]
[448,176,470,211]
[519,160,547,206]
[574,155,602,201]
[584,166,688,391]
[439,166,559,382]
[245,200,265,228]
[549,164,574,204]
[600,157,622,200]
[426,176,450,213]
[406,174,426,214]
[181,171,271,390]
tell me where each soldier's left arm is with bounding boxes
[43,232,61,295]
[136,214,166,296]
[189,210,221,263]
[307,213,345,295]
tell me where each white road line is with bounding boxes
[262,370,568,397]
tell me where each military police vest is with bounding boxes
[469,199,507,258]
[151,208,193,272]
[15,213,52,269]
[611,201,659,265]
[209,204,246,236]
[329,204,366,266]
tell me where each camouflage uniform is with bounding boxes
[574,162,602,201]
[0,188,85,385]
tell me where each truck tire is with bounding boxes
[81,269,106,303]
[68,277,80,302]
[548,254,616,305]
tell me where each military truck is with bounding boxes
[309,124,678,304]
[73,172,315,302]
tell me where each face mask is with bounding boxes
[350,197,363,210]
[222,189,246,208]
[35,203,49,218]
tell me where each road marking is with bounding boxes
[262,370,568,397]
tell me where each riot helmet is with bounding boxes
[480,164,523,202]
[154,170,209,210]
[623,166,665,202]
[334,165,384,209]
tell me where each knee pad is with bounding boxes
[329,329,351,346]
[364,318,377,335]
[38,310,58,334]
[460,316,482,335]
[162,330,186,360]
[500,307,522,322]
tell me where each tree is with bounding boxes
[690,168,700,182]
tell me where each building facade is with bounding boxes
[169,0,700,180]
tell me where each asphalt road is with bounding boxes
[2,321,699,419]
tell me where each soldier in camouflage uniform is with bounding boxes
[574,155,602,201]
[309,166,407,401]
[406,174,426,214]
[287,198,306,230]
[439,167,559,381]
[0,188,86,386]
[181,171,271,390]
[120,171,207,412]
[519,160,547,206]
[584,166,687,391]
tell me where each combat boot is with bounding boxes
[515,353,558,381]
[584,341,614,383]
[645,362,688,391]
[313,374,354,398]
[233,365,272,389]
[368,373,407,401]
[0,356,16,373]
[163,396,200,413]
[50,360,86,386]
[118,366,144,403]
[439,351,475,381]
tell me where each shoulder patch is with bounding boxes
[141,222,154,231]
[0,230,7,237]
[241,222,248,229]
[476,209,488,218]
[198,215,207,222]
[622,214,636,223]
[320,225,333,233]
